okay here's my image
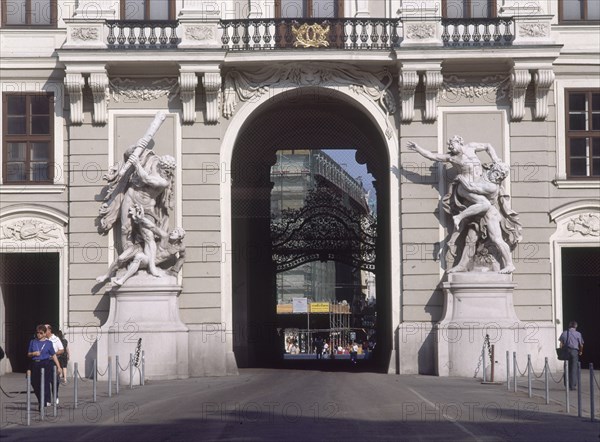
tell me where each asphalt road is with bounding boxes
[1,367,599,441]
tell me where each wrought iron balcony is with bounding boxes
[441,18,514,46]
[106,20,179,48]
[69,16,521,51]
[220,18,401,50]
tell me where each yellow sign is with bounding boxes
[310,302,330,313]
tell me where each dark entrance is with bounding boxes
[0,253,60,372]
[231,92,391,371]
[561,247,600,368]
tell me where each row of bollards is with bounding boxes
[505,350,597,421]
[26,351,145,425]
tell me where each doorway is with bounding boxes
[561,247,600,368]
[230,95,391,371]
[0,253,60,372]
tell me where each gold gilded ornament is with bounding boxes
[292,23,330,48]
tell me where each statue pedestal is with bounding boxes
[98,273,189,382]
[435,273,522,378]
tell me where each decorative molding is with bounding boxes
[292,23,330,48]
[223,64,396,121]
[533,69,554,120]
[179,71,198,125]
[202,72,222,125]
[399,70,419,123]
[71,27,99,41]
[567,213,600,237]
[89,71,109,125]
[108,78,179,102]
[423,70,443,122]
[440,75,511,104]
[510,69,531,121]
[0,218,64,243]
[185,25,215,41]
[64,72,85,125]
[518,23,549,38]
[406,24,435,40]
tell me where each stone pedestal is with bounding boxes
[435,273,522,378]
[98,273,189,382]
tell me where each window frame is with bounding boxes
[275,0,344,18]
[120,0,176,21]
[565,88,600,179]
[2,92,55,185]
[442,0,497,18]
[0,0,57,28]
[559,0,600,25]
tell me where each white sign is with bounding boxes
[292,297,308,313]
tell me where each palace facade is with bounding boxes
[1,0,598,377]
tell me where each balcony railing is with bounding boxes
[96,17,516,50]
[106,20,179,48]
[221,18,400,50]
[441,18,513,46]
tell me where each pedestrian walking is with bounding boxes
[45,324,64,403]
[27,325,62,410]
[558,320,584,390]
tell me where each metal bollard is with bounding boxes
[141,350,145,386]
[506,351,510,390]
[74,362,78,409]
[53,365,58,416]
[108,356,112,398]
[482,345,487,382]
[577,361,582,418]
[565,360,570,414]
[116,355,120,395]
[129,353,133,389]
[40,367,45,421]
[590,363,595,422]
[544,357,549,405]
[513,352,517,393]
[93,359,97,403]
[527,354,532,398]
[26,370,31,426]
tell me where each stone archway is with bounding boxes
[226,91,395,370]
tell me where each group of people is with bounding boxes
[27,324,69,410]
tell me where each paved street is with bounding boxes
[1,366,599,441]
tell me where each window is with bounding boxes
[1,0,56,27]
[121,0,176,20]
[559,0,600,23]
[276,0,343,18]
[2,93,54,184]
[566,90,600,178]
[443,0,497,18]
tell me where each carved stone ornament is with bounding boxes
[109,78,179,103]
[185,25,215,41]
[567,213,600,237]
[518,23,549,38]
[440,75,511,104]
[223,63,396,120]
[292,23,330,48]
[406,24,435,40]
[71,27,99,41]
[0,219,61,243]
[65,72,85,125]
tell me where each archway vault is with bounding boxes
[220,85,400,372]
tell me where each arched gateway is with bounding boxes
[220,86,400,373]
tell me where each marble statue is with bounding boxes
[407,136,522,274]
[97,112,185,285]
